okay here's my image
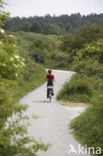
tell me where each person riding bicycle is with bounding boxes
[46,69,55,98]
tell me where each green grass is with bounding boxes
[57,74,94,103]
[57,73,103,155]
[13,63,46,101]
[70,102,103,155]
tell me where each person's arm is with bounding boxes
[52,75,56,82]
[54,78,56,82]
[46,75,48,81]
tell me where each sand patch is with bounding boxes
[59,100,88,107]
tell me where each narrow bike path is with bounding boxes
[20,70,90,156]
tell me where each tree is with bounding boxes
[3,13,103,34]
[30,21,42,33]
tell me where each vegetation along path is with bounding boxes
[20,70,90,156]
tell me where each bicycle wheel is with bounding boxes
[49,90,52,102]
[50,96,51,102]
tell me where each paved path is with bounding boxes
[20,70,90,156]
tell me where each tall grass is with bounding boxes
[57,74,94,103]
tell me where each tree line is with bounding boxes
[4,13,103,34]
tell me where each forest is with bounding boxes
[4,13,103,34]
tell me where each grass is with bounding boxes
[13,63,46,101]
[70,102,103,155]
[57,73,103,155]
[57,74,94,104]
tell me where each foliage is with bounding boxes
[57,74,94,103]
[11,31,71,69]
[72,60,103,79]
[77,39,103,60]
[0,35,48,155]
[59,25,103,52]
[59,35,75,52]
[3,11,103,154]
[0,0,10,28]
[70,101,103,155]
[12,25,103,71]
[0,63,48,155]
[29,38,55,64]
[0,1,48,155]
[0,33,25,79]
[3,13,103,34]
[57,24,103,154]
[72,39,103,78]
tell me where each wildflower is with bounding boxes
[0,28,5,33]
[97,42,101,45]
[10,57,14,61]
[15,73,18,77]
[91,47,95,49]
[2,63,6,67]
[22,58,25,61]
[13,44,16,47]
[13,64,18,68]
[9,34,14,38]
[86,46,90,49]
[15,55,20,59]
[0,41,2,45]
[21,62,25,66]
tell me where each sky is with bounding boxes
[4,0,103,17]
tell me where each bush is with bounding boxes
[71,100,103,155]
[0,31,25,79]
[0,1,48,154]
[57,74,94,103]
[72,60,103,78]
[77,39,103,61]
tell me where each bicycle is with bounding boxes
[47,86,54,102]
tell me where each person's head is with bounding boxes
[48,69,52,74]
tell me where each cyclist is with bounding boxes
[46,69,55,98]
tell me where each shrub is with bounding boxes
[0,31,25,79]
[57,74,94,103]
[0,1,48,155]
[72,60,103,78]
[71,100,103,155]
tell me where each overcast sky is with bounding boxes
[5,0,103,17]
